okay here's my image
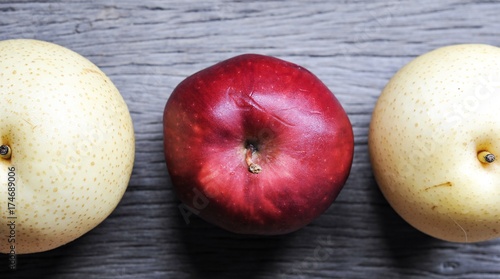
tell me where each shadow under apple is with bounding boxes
[174,211,295,279]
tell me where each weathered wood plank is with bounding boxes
[1,0,500,278]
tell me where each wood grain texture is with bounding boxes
[1,0,500,278]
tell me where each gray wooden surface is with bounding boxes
[2,0,500,278]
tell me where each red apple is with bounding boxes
[163,54,353,235]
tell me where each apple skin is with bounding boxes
[0,39,135,253]
[369,44,500,242]
[163,54,353,235]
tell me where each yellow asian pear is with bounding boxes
[369,44,500,243]
[0,39,135,253]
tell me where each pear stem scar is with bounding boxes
[0,145,12,159]
[478,151,495,164]
[245,143,262,174]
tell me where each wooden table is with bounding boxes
[2,1,500,278]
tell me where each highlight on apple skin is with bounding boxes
[369,44,500,243]
[163,54,354,235]
[0,39,135,254]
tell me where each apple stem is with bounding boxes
[245,144,262,174]
[478,151,495,164]
[0,145,12,159]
